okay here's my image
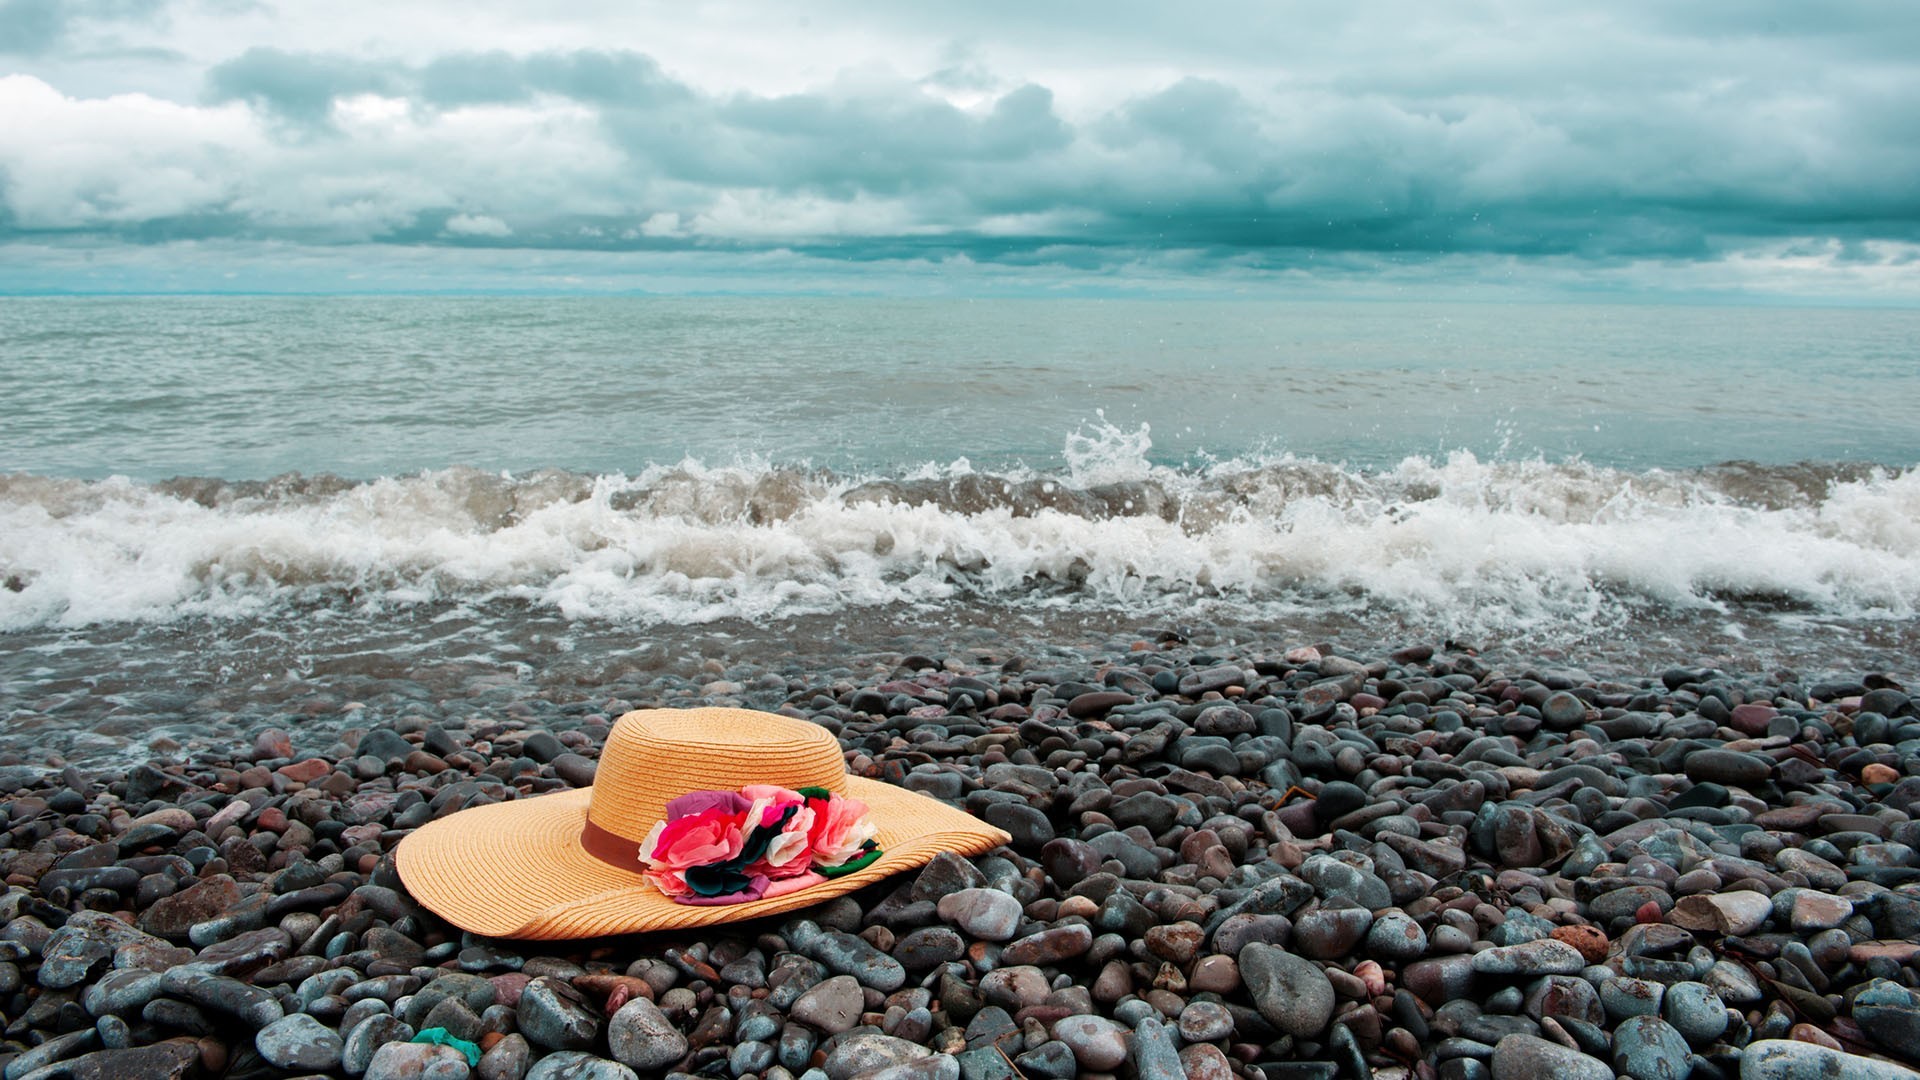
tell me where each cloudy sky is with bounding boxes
[3,1,1919,298]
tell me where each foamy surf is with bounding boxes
[4,427,1915,640]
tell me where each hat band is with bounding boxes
[580,818,642,871]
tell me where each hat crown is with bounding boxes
[585,709,850,843]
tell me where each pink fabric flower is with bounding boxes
[806,793,878,868]
[634,784,882,904]
[639,792,750,895]
[740,784,818,879]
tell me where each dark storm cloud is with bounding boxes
[177,35,1919,261]
[5,1,1920,291]
[205,47,404,127]
[416,49,692,110]
[0,0,163,56]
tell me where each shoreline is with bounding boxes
[1,640,1917,1079]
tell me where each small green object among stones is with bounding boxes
[411,1027,482,1066]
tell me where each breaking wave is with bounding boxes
[3,423,1916,638]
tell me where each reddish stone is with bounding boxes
[489,972,532,1007]
[1551,925,1609,963]
[1729,703,1777,735]
[274,759,331,784]
[139,874,242,939]
[1790,1023,1843,1050]
[1863,763,1899,785]
[253,728,293,760]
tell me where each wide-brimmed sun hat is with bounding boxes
[396,707,1011,939]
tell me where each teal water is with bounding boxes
[4,296,1917,479]
[2,294,1918,710]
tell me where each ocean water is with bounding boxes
[3,296,1918,761]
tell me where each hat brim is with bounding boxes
[395,776,1011,940]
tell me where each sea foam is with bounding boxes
[3,423,1915,637]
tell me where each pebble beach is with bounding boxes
[3,637,1918,1080]
[7,4,1920,1079]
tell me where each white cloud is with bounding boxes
[0,2,1917,300]
[0,74,256,226]
[444,212,511,237]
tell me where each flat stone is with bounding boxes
[788,922,907,992]
[1001,925,1092,967]
[255,1012,344,1072]
[1592,885,1674,922]
[157,967,283,1027]
[789,974,863,1035]
[343,1014,414,1074]
[1671,891,1773,936]
[139,875,243,940]
[935,888,1022,942]
[19,1041,200,1080]
[81,968,165,1018]
[1683,749,1772,788]
[1490,1034,1611,1080]
[1240,943,1334,1037]
[524,1051,639,1080]
[1791,891,1854,932]
[516,976,601,1051]
[192,926,292,977]
[1012,1040,1077,1080]
[821,1034,932,1080]
[1471,940,1587,977]
[1293,905,1374,960]
[364,1041,474,1080]
[1052,1014,1128,1071]
[1739,1039,1920,1080]
[893,926,966,971]
[4,1028,98,1079]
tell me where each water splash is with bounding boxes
[2,451,1915,638]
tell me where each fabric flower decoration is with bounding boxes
[637,784,883,904]
[801,787,882,876]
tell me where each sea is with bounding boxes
[3,296,1917,763]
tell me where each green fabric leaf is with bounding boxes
[818,847,883,877]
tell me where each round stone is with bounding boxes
[935,888,1023,942]
[255,1013,344,1072]
[1053,1015,1128,1071]
[1661,982,1728,1045]
[1177,1000,1235,1043]
[364,1042,472,1080]
[789,975,863,1035]
[607,997,687,1072]
[1611,1014,1691,1080]
[1366,912,1429,962]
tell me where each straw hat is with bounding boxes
[396,707,1011,939]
